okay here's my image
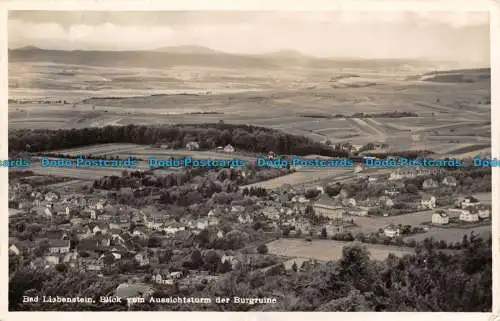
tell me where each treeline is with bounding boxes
[9,124,347,157]
[33,153,139,161]
[301,111,419,119]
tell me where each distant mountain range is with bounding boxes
[8,45,444,69]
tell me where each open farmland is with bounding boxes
[267,238,414,261]
[9,58,490,157]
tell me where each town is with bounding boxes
[8,137,492,311]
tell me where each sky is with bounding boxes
[8,11,490,65]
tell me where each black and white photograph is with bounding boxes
[7,10,492,312]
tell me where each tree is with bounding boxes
[204,250,221,273]
[55,263,68,273]
[190,249,204,269]
[321,227,328,239]
[257,244,268,255]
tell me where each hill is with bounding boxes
[8,46,432,70]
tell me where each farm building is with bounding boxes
[383,225,401,238]
[460,211,479,222]
[421,195,436,209]
[186,141,200,151]
[432,213,449,225]
[313,195,343,219]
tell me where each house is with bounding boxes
[48,240,71,254]
[478,208,490,219]
[347,206,369,216]
[263,207,280,220]
[231,205,245,214]
[441,176,457,187]
[383,225,401,238]
[169,271,183,279]
[221,255,239,269]
[313,195,343,219]
[62,250,79,267]
[389,167,439,180]
[461,196,480,209]
[291,195,308,203]
[342,198,357,207]
[460,211,479,222]
[196,218,210,230]
[9,244,22,256]
[422,178,439,190]
[421,195,437,209]
[132,226,148,239]
[208,208,223,217]
[44,255,60,266]
[447,208,469,219]
[44,192,59,202]
[325,222,344,235]
[379,196,394,208]
[432,213,449,225]
[238,213,253,224]
[93,222,109,235]
[135,252,150,266]
[163,224,186,236]
[223,144,235,153]
[186,141,200,151]
[295,220,312,234]
[153,273,174,285]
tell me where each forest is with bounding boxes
[8,123,348,157]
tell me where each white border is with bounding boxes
[0,0,498,320]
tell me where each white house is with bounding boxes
[221,255,239,269]
[447,208,469,219]
[432,213,449,225]
[421,195,437,209]
[383,225,401,238]
[478,209,490,219]
[313,195,343,219]
[441,176,457,187]
[186,141,200,151]
[238,213,253,224]
[44,192,59,202]
[422,178,439,190]
[460,211,479,222]
[223,144,235,153]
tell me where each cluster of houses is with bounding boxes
[431,196,490,225]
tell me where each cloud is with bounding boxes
[7,11,490,65]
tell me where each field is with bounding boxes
[9,57,491,158]
[266,238,414,261]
